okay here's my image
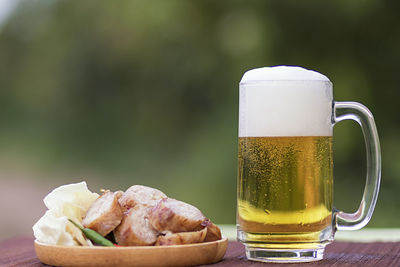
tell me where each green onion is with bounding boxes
[68,219,114,247]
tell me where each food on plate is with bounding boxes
[118,185,167,211]
[33,182,99,246]
[202,219,222,242]
[148,198,205,233]
[82,190,123,236]
[69,219,114,247]
[33,182,222,247]
[155,228,207,246]
[114,205,158,246]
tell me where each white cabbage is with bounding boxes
[33,210,75,245]
[33,181,99,246]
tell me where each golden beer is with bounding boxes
[237,66,381,262]
[237,136,333,249]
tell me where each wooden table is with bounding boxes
[1,236,400,266]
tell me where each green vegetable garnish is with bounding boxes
[68,219,114,247]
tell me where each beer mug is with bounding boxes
[237,66,381,262]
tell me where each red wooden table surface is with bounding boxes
[1,236,400,266]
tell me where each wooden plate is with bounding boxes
[34,238,228,267]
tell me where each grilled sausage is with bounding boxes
[201,219,222,242]
[114,205,158,246]
[82,191,123,236]
[155,228,207,246]
[149,198,205,233]
[118,185,167,211]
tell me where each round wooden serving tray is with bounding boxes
[34,238,228,267]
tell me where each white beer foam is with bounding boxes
[239,66,333,137]
[240,65,330,83]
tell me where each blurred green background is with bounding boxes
[0,0,399,240]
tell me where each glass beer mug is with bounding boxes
[237,66,381,263]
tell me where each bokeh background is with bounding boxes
[0,0,399,240]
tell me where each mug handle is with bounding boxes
[332,102,381,230]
